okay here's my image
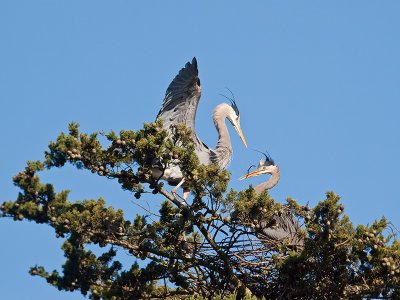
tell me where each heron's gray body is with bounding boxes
[259,208,304,248]
[154,58,243,186]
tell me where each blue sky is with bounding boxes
[1,1,399,299]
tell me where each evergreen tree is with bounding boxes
[1,122,399,299]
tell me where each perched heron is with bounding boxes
[241,152,304,248]
[154,58,247,199]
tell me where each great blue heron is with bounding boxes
[154,58,247,199]
[241,152,304,248]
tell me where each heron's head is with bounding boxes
[240,151,280,179]
[219,90,247,148]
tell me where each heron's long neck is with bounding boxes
[254,169,281,194]
[212,104,233,168]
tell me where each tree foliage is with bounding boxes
[1,122,399,299]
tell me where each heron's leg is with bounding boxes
[178,188,190,205]
[171,178,185,199]
[171,178,190,205]
[182,188,190,201]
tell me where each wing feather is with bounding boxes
[157,57,201,132]
[259,209,304,247]
[156,58,213,164]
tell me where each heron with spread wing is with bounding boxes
[241,152,304,248]
[154,58,247,199]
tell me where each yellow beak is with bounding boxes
[240,168,267,180]
[233,122,247,148]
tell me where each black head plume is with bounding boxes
[219,88,240,117]
[252,149,275,166]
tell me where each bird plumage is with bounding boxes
[241,153,304,248]
[155,58,247,189]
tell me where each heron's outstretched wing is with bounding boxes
[156,57,213,164]
[157,57,201,135]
